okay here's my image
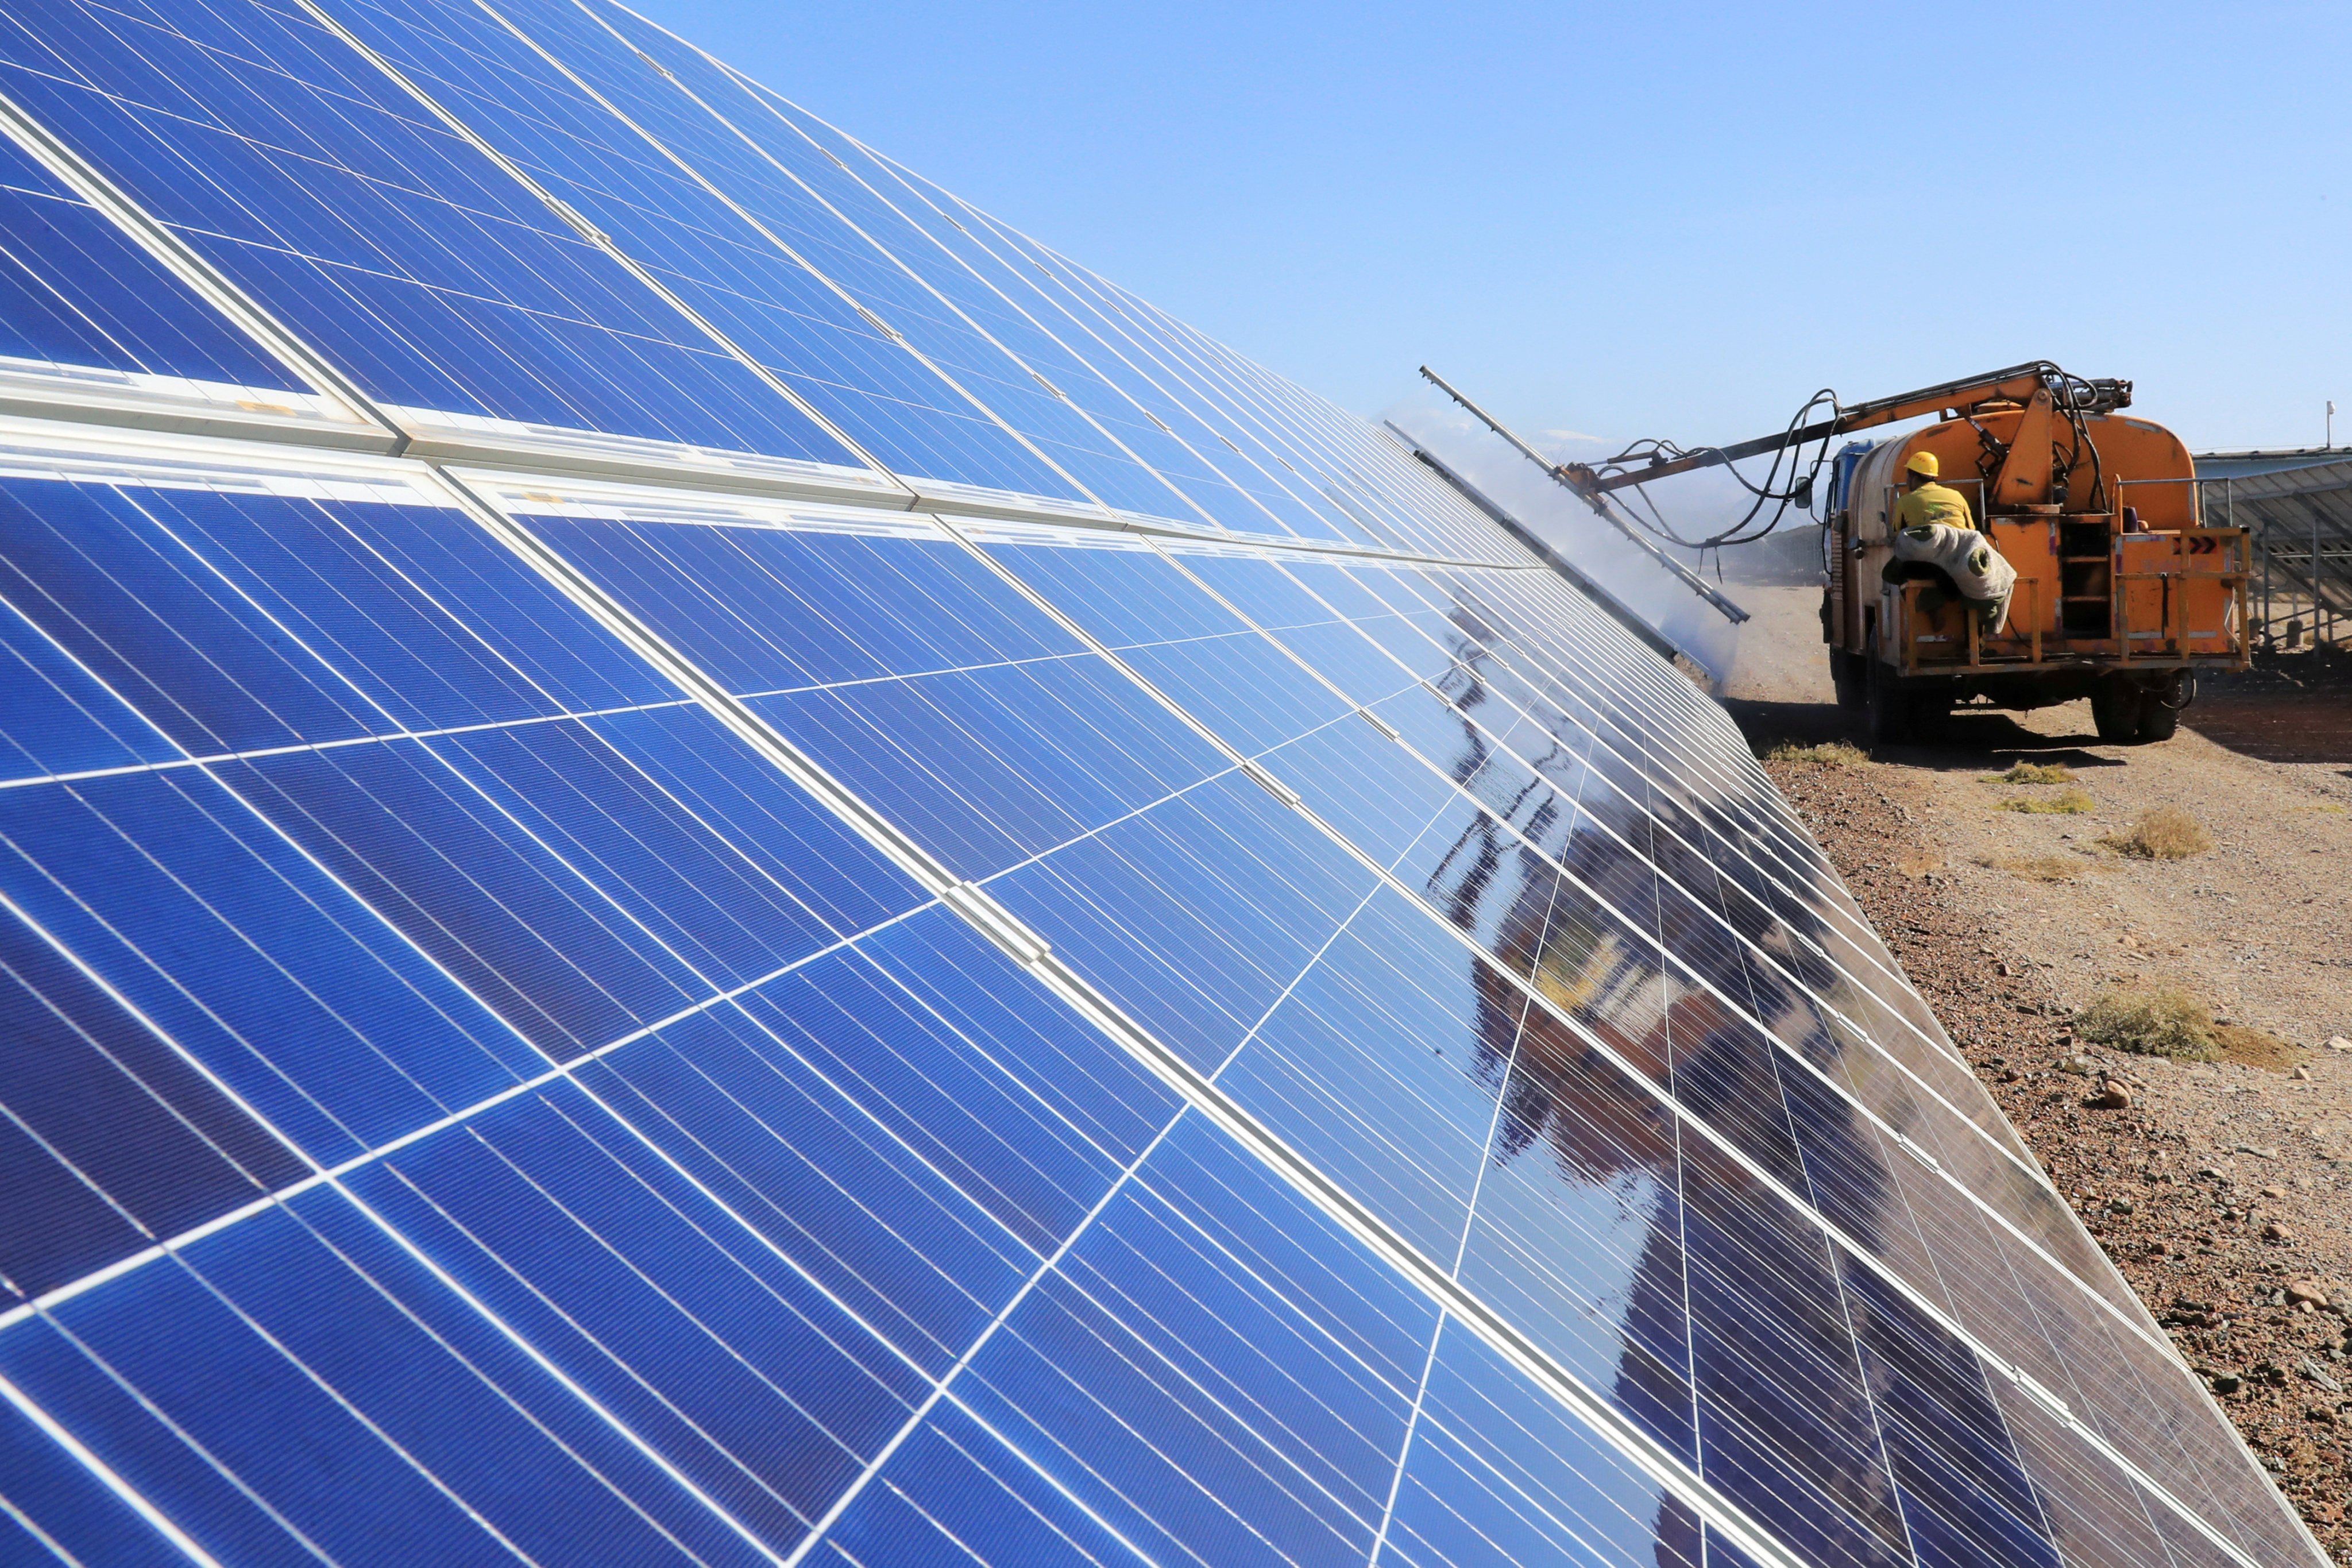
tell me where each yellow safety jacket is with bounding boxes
[1893,480,1975,534]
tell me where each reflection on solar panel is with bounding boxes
[0,4,2321,1566]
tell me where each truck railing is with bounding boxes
[1899,577,2041,674]
[2112,474,2205,529]
[1878,477,2208,534]
[1890,526,2247,672]
[2112,527,2250,668]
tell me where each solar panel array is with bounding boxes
[0,3,2323,1566]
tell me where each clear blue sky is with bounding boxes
[638,0,2349,457]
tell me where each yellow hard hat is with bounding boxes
[1905,450,1940,477]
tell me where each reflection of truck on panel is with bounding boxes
[1820,368,2249,744]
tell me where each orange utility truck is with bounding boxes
[1573,364,2251,743]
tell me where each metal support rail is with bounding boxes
[1380,421,1697,665]
[2195,474,2352,651]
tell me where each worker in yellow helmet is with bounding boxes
[1882,449,2015,634]
[1892,450,1975,532]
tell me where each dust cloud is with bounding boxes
[1382,387,1816,690]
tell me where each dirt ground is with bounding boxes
[1719,577,2352,1558]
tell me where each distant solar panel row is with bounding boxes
[0,2,2322,1566]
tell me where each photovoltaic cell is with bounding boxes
[0,906,304,1300]
[0,4,2322,1565]
[474,0,1217,523]
[0,0,855,465]
[0,760,548,1155]
[0,133,302,395]
[571,4,1296,536]
[839,145,1376,544]
[318,0,1092,501]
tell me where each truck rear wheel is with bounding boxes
[1909,688,1953,743]
[2090,681,2143,744]
[1866,646,1909,744]
[1829,650,1867,709]
[2136,674,2188,741]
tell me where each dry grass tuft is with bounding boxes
[2214,1024,2305,1073]
[1996,787,2095,815]
[2076,988,2219,1060]
[1983,853,2083,883]
[1766,740,1871,768]
[2106,805,2214,859]
[1989,762,2077,785]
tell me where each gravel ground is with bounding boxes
[1716,578,2352,1558]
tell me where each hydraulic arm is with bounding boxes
[1555,362,2131,497]
[1420,361,2130,508]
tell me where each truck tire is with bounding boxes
[2136,674,2188,742]
[1909,687,1953,743]
[2135,701,2180,742]
[1866,646,1909,744]
[1829,650,1866,709]
[2091,681,2142,744]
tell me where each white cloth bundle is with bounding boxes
[1891,523,2017,633]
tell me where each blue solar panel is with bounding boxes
[0,6,2326,1565]
[566,0,1304,538]
[320,0,1097,503]
[0,0,855,466]
[464,0,1214,522]
[816,138,1384,546]
[0,133,301,396]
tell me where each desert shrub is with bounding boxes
[2075,988,2218,1060]
[1767,740,1871,767]
[2108,805,2213,859]
[1991,762,2077,785]
[1996,787,2095,814]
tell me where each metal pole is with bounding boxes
[2254,488,2270,647]
[2233,478,2260,644]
